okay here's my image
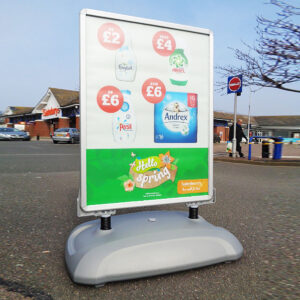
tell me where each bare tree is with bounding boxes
[217,0,300,93]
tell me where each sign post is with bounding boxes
[65,10,243,286]
[227,75,242,158]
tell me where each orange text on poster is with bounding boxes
[177,179,208,194]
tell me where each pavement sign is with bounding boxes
[65,9,243,286]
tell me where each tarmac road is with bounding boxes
[0,141,299,299]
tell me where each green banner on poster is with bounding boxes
[86,148,208,206]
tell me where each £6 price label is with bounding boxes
[142,78,166,104]
[97,86,124,113]
[98,23,125,50]
[152,31,176,56]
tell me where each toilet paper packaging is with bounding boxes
[154,91,197,143]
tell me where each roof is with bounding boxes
[4,106,34,116]
[214,111,257,125]
[254,116,300,127]
[214,112,300,127]
[49,88,79,107]
[214,111,232,121]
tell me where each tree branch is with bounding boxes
[216,0,300,93]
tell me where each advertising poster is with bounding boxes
[80,10,213,211]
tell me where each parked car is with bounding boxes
[0,127,31,141]
[52,128,80,144]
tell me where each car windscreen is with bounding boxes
[55,128,70,132]
[0,128,14,132]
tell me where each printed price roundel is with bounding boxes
[97,86,124,113]
[98,23,125,50]
[152,31,176,56]
[142,78,166,104]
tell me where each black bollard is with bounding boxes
[189,206,199,219]
[262,141,270,158]
[100,216,111,230]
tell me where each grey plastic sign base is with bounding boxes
[65,211,243,285]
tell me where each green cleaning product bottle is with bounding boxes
[169,49,188,86]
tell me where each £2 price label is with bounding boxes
[98,23,125,50]
[97,86,124,113]
[152,31,176,56]
[142,78,166,104]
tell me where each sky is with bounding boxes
[0,0,299,116]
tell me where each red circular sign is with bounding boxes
[152,31,176,56]
[97,86,124,113]
[98,23,125,50]
[229,77,242,91]
[142,78,166,104]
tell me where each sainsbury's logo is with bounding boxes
[42,108,60,117]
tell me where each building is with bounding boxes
[214,112,300,141]
[3,106,36,125]
[2,89,299,140]
[213,112,256,142]
[254,116,300,138]
[1,88,79,137]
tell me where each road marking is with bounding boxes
[214,153,227,157]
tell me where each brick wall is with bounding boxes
[214,126,229,142]
[225,127,229,141]
[34,121,50,137]
[49,123,55,136]
[76,116,80,130]
[58,118,70,128]
[25,123,34,137]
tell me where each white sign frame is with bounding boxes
[79,9,214,213]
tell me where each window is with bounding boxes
[55,128,69,132]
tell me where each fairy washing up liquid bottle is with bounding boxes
[115,38,137,82]
[169,48,188,86]
[112,90,136,143]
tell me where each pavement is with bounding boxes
[0,141,299,299]
[214,142,300,166]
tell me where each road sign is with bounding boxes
[227,75,242,157]
[79,10,214,213]
[227,75,242,94]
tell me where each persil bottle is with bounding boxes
[112,90,136,143]
[115,37,137,82]
[169,49,188,86]
[169,39,189,86]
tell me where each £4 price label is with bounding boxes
[152,31,176,56]
[142,78,166,104]
[97,86,124,113]
[98,23,125,50]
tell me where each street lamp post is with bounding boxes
[232,93,237,158]
[247,90,252,143]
